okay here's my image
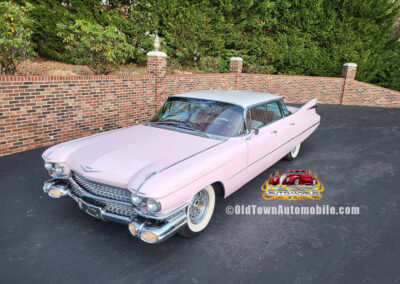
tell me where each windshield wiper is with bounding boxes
[148,121,211,138]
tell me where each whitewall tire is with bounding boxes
[178,185,216,238]
[284,143,301,161]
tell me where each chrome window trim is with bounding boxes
[150,97,247,138]
[244,99,285,132]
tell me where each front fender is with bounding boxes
[137,138,247,216]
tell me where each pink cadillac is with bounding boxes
[42,90,320,243]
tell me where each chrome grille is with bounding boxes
[104,203,136,217]
[69,178,136,218]
[71,171,131,203]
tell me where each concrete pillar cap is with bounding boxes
[343,63,357,67]
[230,57,243,62]
[147,51,167,58]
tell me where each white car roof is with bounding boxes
[171,90,282,109]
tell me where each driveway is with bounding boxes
[1,105,399,283]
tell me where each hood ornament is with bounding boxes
[80,165,101,173]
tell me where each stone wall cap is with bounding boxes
[343,63,357,67]
[230,57,243,62]
[147,51,167,57]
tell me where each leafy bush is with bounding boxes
[0,2,35,74]
[198,56,225,73]
[57,20,134,74]
[167,57,182,74]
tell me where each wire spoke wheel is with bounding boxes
[189,189,209,224]
[178,185,216,238]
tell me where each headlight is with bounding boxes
[286,177,290,182]
[54,164,65,175]
[146,198,161,213]
[44,161,53,171]
[131,194,143,206]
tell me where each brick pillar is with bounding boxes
[147,51,167,111]
[230,57,243,90]
[229,57,243,74]
[341,63,357,105]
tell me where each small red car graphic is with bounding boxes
[270,169,317,186]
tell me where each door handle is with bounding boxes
[245,136,251,141]
[270,130,277,134]
[289,122,295,126]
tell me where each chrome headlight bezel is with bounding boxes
[54,163,65,175]
[130,193,143,206]
[44,161,53,171]
[146,198,161,213]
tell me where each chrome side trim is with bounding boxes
[228,121,320,180]
[135,140,226,194]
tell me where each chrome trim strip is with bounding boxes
[228,121,320,180]
[135,140,226,194]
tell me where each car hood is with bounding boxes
[43,124,221,191]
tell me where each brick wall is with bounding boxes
[236,74,345,105]
[342,81,400,108]
[0,75,155,156]
[1,55,399,157]
[161,73,236,103]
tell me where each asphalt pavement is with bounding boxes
[1,104,399,283]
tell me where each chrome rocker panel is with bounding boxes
[43,178,188,244]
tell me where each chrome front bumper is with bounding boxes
[43,179,187,244]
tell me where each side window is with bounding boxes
[246,105,267,129]
[266,101,283,122]
[279,100,291,116]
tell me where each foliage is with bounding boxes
[198,56,225,73]
[0,2,35,74]
[57,20,134,74]
[8,0,400,90]
[167,57,182,74]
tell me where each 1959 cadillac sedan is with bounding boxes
[42,90,320,243]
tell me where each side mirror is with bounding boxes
[252,128,259,135]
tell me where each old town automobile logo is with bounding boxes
[261,169,324,200]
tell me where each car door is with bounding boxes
[276,98,320,156]
[245,101,286,179]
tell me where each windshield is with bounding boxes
[150,97,246,137]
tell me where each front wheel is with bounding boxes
[284,143,301,161]
[178,185,216,238]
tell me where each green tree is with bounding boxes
[0,1,35,74]
[57,20,134,74]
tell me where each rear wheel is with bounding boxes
[284,143,301,161]
[178,185,216,238]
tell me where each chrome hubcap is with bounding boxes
[189,189,209,224]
